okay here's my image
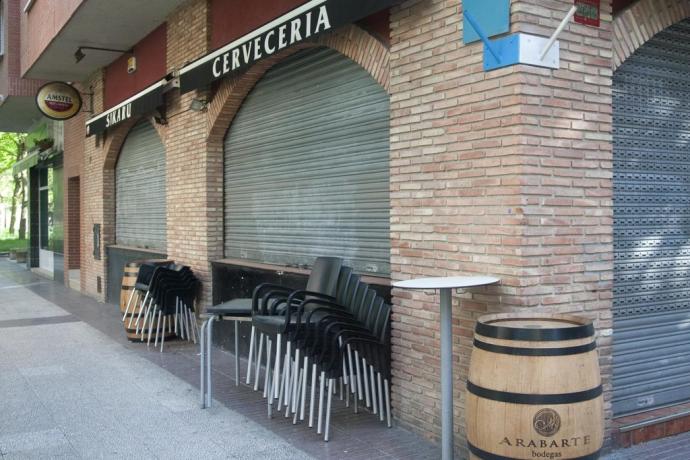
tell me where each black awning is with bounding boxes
[179,0,399,94]
[85,79,167,137]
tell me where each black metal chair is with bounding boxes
[261,275,392,441]
[199,256,343,408]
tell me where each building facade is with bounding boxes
[3,0,690,455]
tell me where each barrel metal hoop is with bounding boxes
[468,442,601,460]
[467,381,603,405]
[475,321,594,341]
[473,339,597,356]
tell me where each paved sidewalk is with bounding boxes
[6,257,688,460]
[0,258,440,459]
[0,262,311,459]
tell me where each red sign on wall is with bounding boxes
[574,0,600,27]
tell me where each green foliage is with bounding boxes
[0,238,27,252]
[0,132,22,174]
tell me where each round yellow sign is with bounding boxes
[35,82,82,120]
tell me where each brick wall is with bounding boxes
[164,0,215,305]
[80,70,106,298]
[1,0,44,97]
[63,110,85,276]
[389,0,613,455]
[65,177,80,270]
[612,0,690,70]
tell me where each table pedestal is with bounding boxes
[440,287,453,460]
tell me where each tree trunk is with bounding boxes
[18,174,26,240]
[8,174,20,235]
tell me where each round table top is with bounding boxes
[393,276,500,290]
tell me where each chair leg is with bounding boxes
[154,310,162,348]
[130,291,149,328]
[181,300,188,340]
[377,372,384,422]
[136,297,150,336]
[147,309,156,346]
[254,333,264,391]
[206,316,216,408]
[271,334,283,400]
[263,336,272,398]
[246,326,255,385]
[345,379,350,408]
[174,301,179,335]
[188,307,198,344]
[283,341,292,407]
[290,348,300,415]
[160,316,167,353]
[308,363,317,428]
[300,355,308,421]
[122,288,136,321]
[266,338,273,418]
[234,321,240,386]
[370,364,378,415]
[384,378,391,428]
[354,351,364,401]
[199,319,207,408]
[324,378,334,442]
[362,357,371,408]
[292,367,304,425]
[317,371,325,435]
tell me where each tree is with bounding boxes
[0,133,27,236]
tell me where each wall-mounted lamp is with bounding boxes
[75,46,132,63]
[189,98,209,112]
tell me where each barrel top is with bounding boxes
[476,313,595,341]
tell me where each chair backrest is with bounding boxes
[304,257,343,298]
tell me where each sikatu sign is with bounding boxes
[85,79,167,136]
[179,0,400,93]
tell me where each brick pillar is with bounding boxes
[165,0,219,307]
[389,0,613,455]
[80,71,107,300]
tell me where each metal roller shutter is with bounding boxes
[613,19,690,416]
[115,120,167,250]
[223,48,390,275]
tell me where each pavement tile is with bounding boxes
[0,429,70,454]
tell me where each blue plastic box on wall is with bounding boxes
[462,0,510,44]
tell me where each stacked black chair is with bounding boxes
[257,273,392,441]
[199,257,343,409]
[132,264,200,351]
[122,261,168,326]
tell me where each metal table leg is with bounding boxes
[440,287,453,460]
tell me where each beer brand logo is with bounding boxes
[35,82,82,121]
[533,409,561,437]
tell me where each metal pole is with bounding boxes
[440,287,453,460]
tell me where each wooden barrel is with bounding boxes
[466,313,603,460]
[120,259,175,342]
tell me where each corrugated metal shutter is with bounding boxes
[612,19,690,416]
[223,48,390,275]
[115,120,166,250]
